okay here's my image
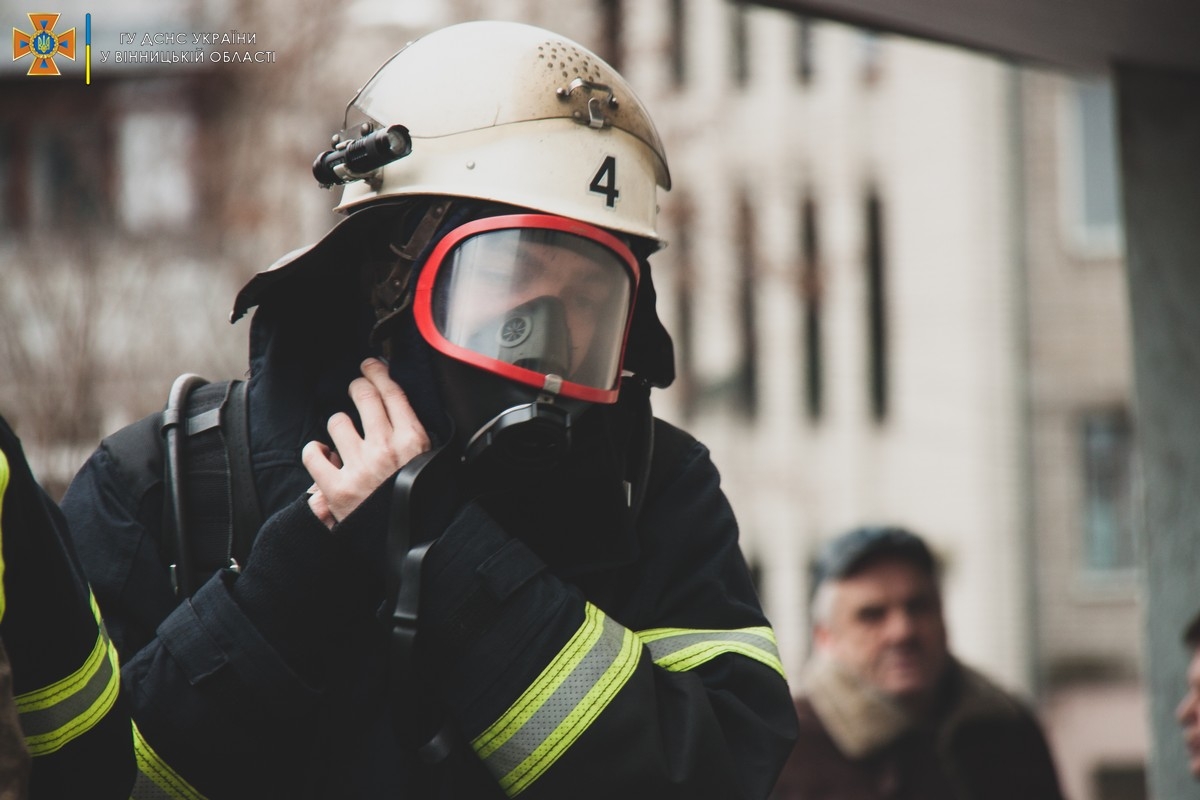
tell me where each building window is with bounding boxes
[117,110,196,232]
[860,29,883,85]
[736,191,758,418]
[672,196,697,420]
[865,190,888,423]
[800,194,824,421]
[1061,78,1124,255]
[26,123,110,228]
[0,80,199,235]
[1082,408,1135,573]
[0,82,113,231]
[730,1,750,87]
[598,0,624,73]
[669,0,687,88]
[794,17,815,84]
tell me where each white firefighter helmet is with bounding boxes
[329,20,671,243]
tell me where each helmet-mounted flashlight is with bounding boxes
[312,124,412,188]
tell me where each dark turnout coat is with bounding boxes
[772,656,1065,800]
[0,416,135,799]
[61,246,798,799]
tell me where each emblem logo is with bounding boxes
[12,13,76,76]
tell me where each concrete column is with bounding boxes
[1114,62,1200,799]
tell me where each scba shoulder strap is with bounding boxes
[102,374,262,598]
[161,375,263,597]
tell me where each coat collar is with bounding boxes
[801,654,1024,760]
[802,654,914,759]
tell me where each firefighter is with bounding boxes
[0,414,134,798]
[62,20,798,798]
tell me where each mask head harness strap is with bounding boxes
[368,199,455,347]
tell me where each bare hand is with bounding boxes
[302,358,431,528]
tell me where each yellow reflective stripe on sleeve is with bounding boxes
[16,594,121,755]
[472,603,640,797]
[637,625,786,679]
[131,722,209,800]
[0,447,9,623]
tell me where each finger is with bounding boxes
[302,440,339,486]
[307,488,336,529]
[348,374,391,442]
[325,411,363,462]
[360,358,429,447]
[359,359,410,430]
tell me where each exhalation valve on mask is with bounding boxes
[438,295,589,471]
[467,295,571,378]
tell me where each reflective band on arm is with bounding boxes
[472,602,640,797]
[131,722,209,800]
[0,448,9,622]
[636,625,786,679]
[16,594,120,756]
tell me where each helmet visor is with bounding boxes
[414,215,639,404]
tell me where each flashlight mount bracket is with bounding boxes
[313,123,412,188]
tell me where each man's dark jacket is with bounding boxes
[61,244,797,799]
[772,655,1065,800]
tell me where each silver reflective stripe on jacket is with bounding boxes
[130,721,209,800]
[473,602,640,796]
[15,595,121,756]
[637,625,785,678]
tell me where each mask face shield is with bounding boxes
[414,214,639,404]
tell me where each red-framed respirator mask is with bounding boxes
[413,214,639,465]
